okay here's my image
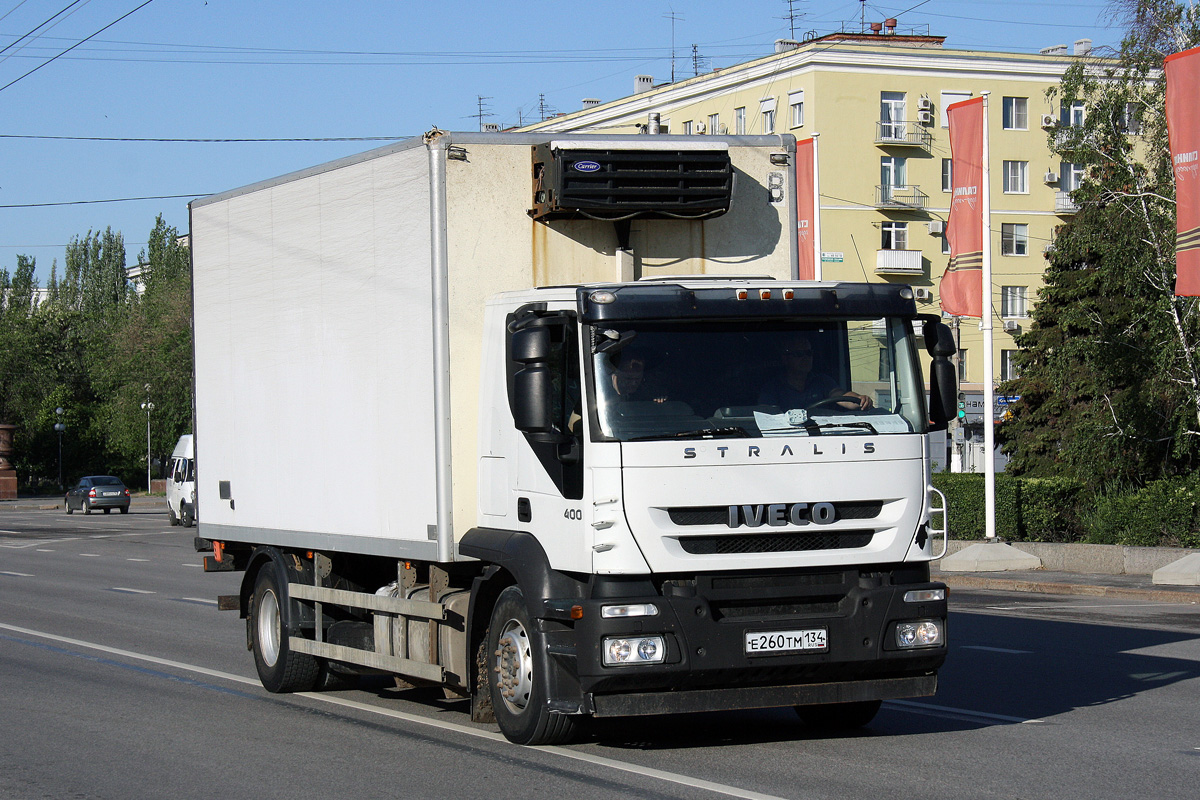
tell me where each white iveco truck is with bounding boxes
[191,130,957,745]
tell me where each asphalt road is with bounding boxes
[2,507,1198,800]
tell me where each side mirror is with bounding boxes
[510,326,562,440]
[921,317,958,430]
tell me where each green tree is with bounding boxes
[1000,0,1200,489]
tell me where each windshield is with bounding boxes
[589,318,926,441]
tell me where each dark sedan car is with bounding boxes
[66,476,131,515]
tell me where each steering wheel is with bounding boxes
[807,396,861,412]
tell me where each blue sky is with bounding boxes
[0,0,1124,279]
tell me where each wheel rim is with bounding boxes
[257,588,282,667]
[494,617,533,713]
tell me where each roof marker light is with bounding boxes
[759,289,772,300]
[783,289,795,300]
[735,289,749,300]
[589,290,617,304]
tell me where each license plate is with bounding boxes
[103,491,119,497]
[744,628,827,655]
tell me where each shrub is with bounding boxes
[1084,476,1200,548]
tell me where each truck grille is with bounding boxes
[678,530,874,555]
[668,502,884,527]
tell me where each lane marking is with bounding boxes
[960,645,1033,654]
[111,587,156,595]
[127,558,151,562]
[178,597,218,606]
[36,549,55,553]
[886,698,1044,725]
[80,553,101,558]
[985,602,1198,611]
[0,571,34,577]
[0,621,794,800]
[182,563,202,568]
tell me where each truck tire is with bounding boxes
[250,567,323,693]
[486,585,576,745]
[794,699,882,730]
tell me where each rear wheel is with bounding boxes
[180,503,194,528]
[487,585,576,745]
[119,506,129,514]
[83,500,92,515]
[103,508,111,514]
[250,566,322,693]
[794,699,882,730]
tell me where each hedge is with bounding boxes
[928,473,1200,547]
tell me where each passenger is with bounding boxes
[757,334,873,410]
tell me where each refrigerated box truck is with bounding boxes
[191,130,957,745]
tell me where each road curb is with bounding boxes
[942,574,1200,605]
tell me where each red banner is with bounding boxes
[1166,46,1200,296]
[796,137,817,280]
[940,96,985,317]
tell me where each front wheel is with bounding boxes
[487,585,576,745]
[250,566,323,693]
[66,498,73,515]
[794,699,882,730]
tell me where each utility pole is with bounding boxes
[691,44,708,77]
[781,0,804,40]
[537,93,556,122]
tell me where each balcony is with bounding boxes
[875,248,924,275]
[1055,190,1079,214]
[875,184,929,210]
[875,121,932,149]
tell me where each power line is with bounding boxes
[0,133,409,142]
[0,0,156,94]
[0,0,86,59]
[0,193,203,209]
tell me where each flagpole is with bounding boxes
[981,91,997,541]
[812,132,823,281]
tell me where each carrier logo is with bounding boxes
[728,502,836,528]
[572,160,601,172]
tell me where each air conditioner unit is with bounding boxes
[1041,113,1057,128]
[694,121,706,134]
[1044,171,1059,184]
[914,287,933,301]
[927,220,945,235]
[1003,319,1020,333]
[918,96,933,111]
[917,109,934,124]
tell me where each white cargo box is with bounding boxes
[190,131,797,561]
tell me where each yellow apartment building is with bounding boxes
[522,30,1109,395]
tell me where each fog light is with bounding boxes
[602,635,666,666]
[896,620,943,649]
[601,603,659,618]
[904,589,946,603]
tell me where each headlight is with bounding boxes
[602,635,666,666]
[895,620,943,649]
[601,603,659,619]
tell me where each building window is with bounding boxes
[881,221,908,250]
[880,91,906,139]
[880,156,907,204]
[734,106,746,135]
[1003,161,1028,194]
[941,158,953,192]
[1001,225,1029,257]
[1001,285,1029,317]
[708,113,719,134]
[956,349,967,383]
[682,121,693,135]
[1064,100,1086,126]
[760,98,777,134]
[1001,350,1020,381]
[789,90,805,128]
[1061,162,1085,191]
[1002,97,1028,130]
[1121,102,1141,134]
[940,91,971,127]
[942,233,951,255]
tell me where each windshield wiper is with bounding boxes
[811,421,878,434]
[627,426,749,442]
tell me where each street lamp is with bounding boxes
[141,385,154,493]
[53,407,65,491]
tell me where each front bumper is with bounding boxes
[543,564,946,715]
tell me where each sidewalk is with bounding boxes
[934,567,1200,604]
[0,495,163,511]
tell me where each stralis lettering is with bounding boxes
[683,442,875,459]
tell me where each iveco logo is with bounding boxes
[572,160,601,172]
[728,502,836,528]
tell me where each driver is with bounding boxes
[757,334,873,411]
